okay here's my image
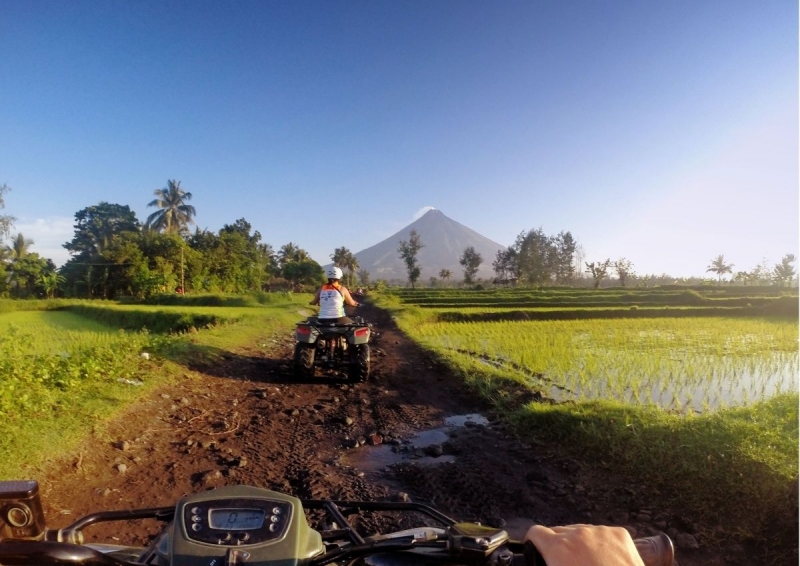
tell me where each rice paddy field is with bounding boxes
[377,286,799,553]
[417,317,798,412]
[386,286,799,411]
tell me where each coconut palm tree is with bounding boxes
[278,242,309,266]
[331,247,359,287]
[5,233,34,295]
[6,233,33,261]
[146,180,197,234]
[706,254,734,284]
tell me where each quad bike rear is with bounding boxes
[294,316,371,382]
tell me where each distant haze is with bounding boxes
[337,209,506,282]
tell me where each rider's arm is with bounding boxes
[310,287,321,306]
[525,525,644,566]
[341,287,359,307]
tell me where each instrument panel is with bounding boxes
[182,497,292,546]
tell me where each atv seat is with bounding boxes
[316,317,354,326]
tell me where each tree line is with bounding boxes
[0,181,345,299]
[0,181,795,297]
[395,226,796,288]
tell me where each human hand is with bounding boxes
[524,524,645,566]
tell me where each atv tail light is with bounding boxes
[354,328,369,337]
[296,326,311,335]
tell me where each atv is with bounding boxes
[293,316,371,382]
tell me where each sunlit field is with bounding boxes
[0,311,122,354]
[416,317,798,411]
[0,311,151,417]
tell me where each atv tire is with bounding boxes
[294,343,316,378]
[348,344,370,383]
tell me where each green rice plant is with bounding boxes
[405,316,797,411]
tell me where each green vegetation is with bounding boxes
[375,287,799,552]
[413,316,797,411]
[0,293,310,479]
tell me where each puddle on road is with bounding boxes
[344,414,488,473]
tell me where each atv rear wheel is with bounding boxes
[348,344,370,383]
[294,343,316,378]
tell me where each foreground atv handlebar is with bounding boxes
[0,535,674,566]
[0,483,674,566]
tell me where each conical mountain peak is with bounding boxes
[348,210,505,282]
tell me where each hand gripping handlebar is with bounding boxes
[523,533,674,566]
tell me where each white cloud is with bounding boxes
[412,206,437,221]
[11,216,74,267]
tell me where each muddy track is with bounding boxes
[30,303,727,564]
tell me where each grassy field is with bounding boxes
[0,294,311,479]
[375,287,799,555]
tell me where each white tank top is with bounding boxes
[319,284,345,319]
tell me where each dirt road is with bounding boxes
[32,303,718,564]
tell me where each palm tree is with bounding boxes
[332,247,360,287]
[6,233,33,261]
[439,268,452,283]
[5,233,34,295]
[279,242,309,266]
[706,254,734,284]
[146,180,197,234]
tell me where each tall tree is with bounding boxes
[515,228,556,286]
[10,254,53,297]
[6,233,33,261]
[278,242,309,266]
[397,229,424,288]
[439,268,452,283]
[0,183,16,243]
[492,248,518,282]
[706,254,734,284]
[553,231,577,285]
[64,203,140,257]
[5,233,34,294]
[585,260,611,289]
[146,180,197,234]
[62,203,140,298]
[773,254,797,286]
[331,246,359,287]
[357,268,370,287]
[282,258,325,288]
[459,246,483,284]
[614,258,635,287]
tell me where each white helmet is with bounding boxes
[327,266,343,280]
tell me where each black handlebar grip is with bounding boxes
[522,541,544,566]
[633,534,674,566]
[523,534,674,566]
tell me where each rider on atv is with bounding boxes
[310,266,360,324]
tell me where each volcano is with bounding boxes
[349,209,506,282]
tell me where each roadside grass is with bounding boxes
[0,294,311,480]
[373,291,799,554]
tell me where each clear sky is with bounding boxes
[1,0,797,277]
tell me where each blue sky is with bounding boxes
[1,0,797,277]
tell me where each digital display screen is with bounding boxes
[208,508,266,531]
